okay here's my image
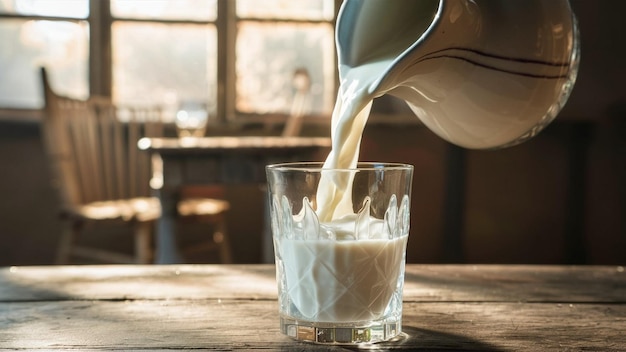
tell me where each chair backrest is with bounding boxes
[40,67,164,211]
[281,68,312,137]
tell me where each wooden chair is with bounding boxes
[40,67,232,264]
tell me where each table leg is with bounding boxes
[151,154,184,264]
[154,187,183,264]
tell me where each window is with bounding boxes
[110,0,218,121]
[0,0,338,123]
[235,0,336,119]
[0,0,89,109]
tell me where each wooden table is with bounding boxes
[138,136,331,264]
[1,264,624,351]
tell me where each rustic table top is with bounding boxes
[138,136,332,154]
[0,264,624,351]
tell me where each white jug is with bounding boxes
[336,0,580,149]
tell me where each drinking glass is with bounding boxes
[266,162,414,344]
[175,101,208,138]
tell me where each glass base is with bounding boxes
[279,316,402,345]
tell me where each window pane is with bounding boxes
[0,19,88,108]
[111,0,217,21]
[0,0,88,18]
[236,0,334,20]
[112,22,217,120]
[236,22,335,116]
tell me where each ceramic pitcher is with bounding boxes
[336,0,580,149]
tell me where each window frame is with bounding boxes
[89,0,341,124]
[0,3,91,120]
[0,0,414,125]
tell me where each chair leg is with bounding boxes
[134,221,153,264]
[214,216,232,264]
[56,219,82,264]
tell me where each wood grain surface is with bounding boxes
[1,264,624,351]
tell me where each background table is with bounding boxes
[139,136,331,264]
[1,264,624,351]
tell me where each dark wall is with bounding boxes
[0,122,62,265]
[0,117,623,266]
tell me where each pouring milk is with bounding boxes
[312,0,580,238]
[277,0,580,323]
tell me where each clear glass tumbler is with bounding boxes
[266,162,414,344]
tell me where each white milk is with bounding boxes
[280,231,408,322]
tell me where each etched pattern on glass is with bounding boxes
[272,194,409,323]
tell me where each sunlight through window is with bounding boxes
[0,0,336,121]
